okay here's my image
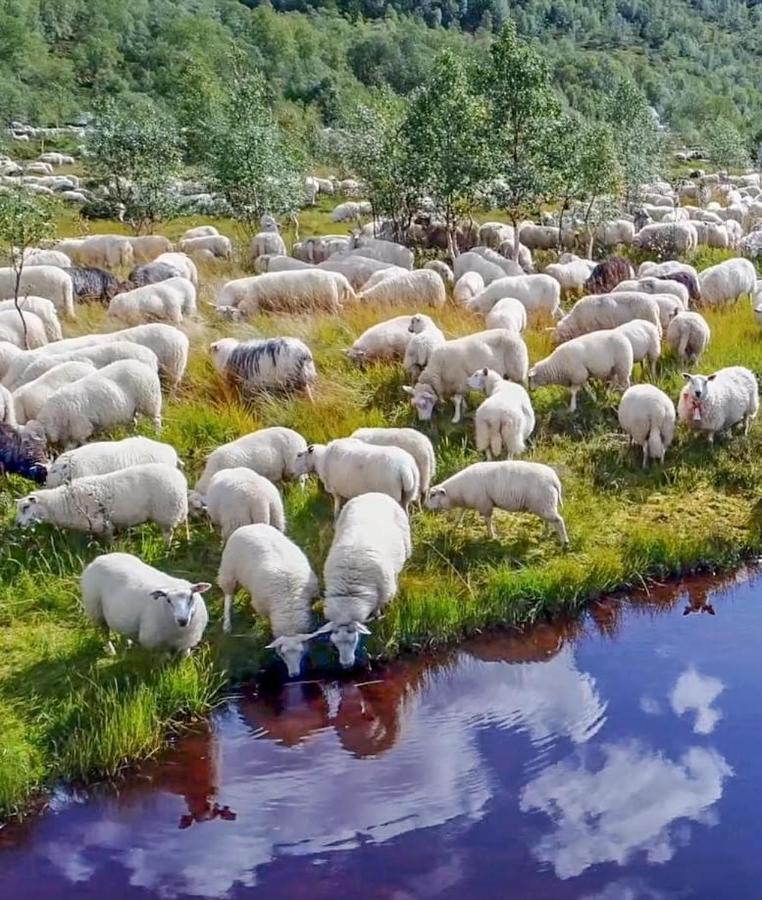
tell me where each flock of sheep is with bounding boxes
[1,159,762,676]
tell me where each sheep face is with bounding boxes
[265,634,312,678]
[322,621,371,669]
[293,445,317,477]
[16,494,43,527]
[424,486,451,511]
[209,339,235,373]
[45,458,70,486]
[408,314,429,334]
[402,384,438,421]
[150,583,211,629]
[187,490,207,516]
[527,366,544,390]
[466,368,489,391]
[682,372,715,403]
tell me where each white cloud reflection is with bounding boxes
[670,668,724,735]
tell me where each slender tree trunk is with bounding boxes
[558,198,569,252]
[510,213,520,262]
[584,196,596,260]
[13,264,29,351]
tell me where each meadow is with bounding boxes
[1,207,761,819]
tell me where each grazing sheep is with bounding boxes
[194,427,307,495]
[0,343,21,379]
[32,359,162,447]
[453,271,485,305]
[666,311,711,363]
[0,384,15,425]
[61,266,124,304]
[697,258,757,306]
[612,277,689,309]
[218,270,353,316]
[618,385,676,468]
[331,201,366,223]
[250,231,288,262]
[202,468,285,542]
[404,329,529,423]
[256,255,313,274]
[351,237,413,270]
[467,274,561,319]
[128,261,184,288]
[529,329,633,412]
[317,493,411,668]
[81,553,210,656]
[426,461,568,544]
[181,225,218,240]
[614,320,661,378]
[485,297,527,334]
[478,222,515,249]
[46,436,180,488]
[0,307,49,349]
[64,235,135,270]
[0,298,58,343]
[403,316,445,380]
[293,439,420,516]
[0,421,48,482]
[519,223,571,252]
[12,361,96,424]
[637,260,699,293]
[16,463,189,542]
[210,337,316,400]
[584,256,634,295]
[347,315,416,366]
[470,246,524,278]
[452,251,507,286]
[22,249,71,268]
[544,258,595,292]
[180,235,232,259]
[153,252,198,287]
[318,255,393,291]
[107,277,197,325]
[467,367,535,459]
[293,235,351,264]
[677,367,759,443]
[634,222,698,254]
[0,266,74,319]
[596,220,636,248]
[423,259,454,289]
[217,524,319,676]
[554,293,662,343]
[351,426,436,496]
[128,235,173,264]
[359,269,446,309]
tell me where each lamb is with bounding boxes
[529,329,633,412]
[31,359,162,447]
[250,231,287,261]
[453,271,485,305]
[351,426,436,496]
[403,316,445,380]
[201,468,285,542]
[697,258,757,306]
[16,463,189,542]
[293,438,420,516]
[81,553,210,656]
[210,337,316,400]
[404,329,529,423]
[467,368,535,459]
[0,309,48,349]
[0,421,48,482]
[153,252,198,287]
[107,277,197,324]
[618,385,676,468]
[217,270,353,316]
[180,235,232,259]
[666,312,711,363]
[62,266,124,304]
[423,259,454,289]
[0,266,74,319]
[544,258,595,292]
[193,427,307,495]
[426,461,568,544]
[612,277,689,309]
[22,249,71,268]
[554,293,662,343]
[484,297,527,334]
[677,367,759,443]
[0,384,15,425]
[614,320,661,378]
[128,235,173,264]
[181,225,218,240]
[46,436,180,488]
[584,256,634,295]
[350,237,413,270]
[452,252,506,286]
[12,361,96,424]
[467,274,561,319]
[346,315,415,366]
[359,269,446,309]
[0,297,60,342]
[317,493,411,668]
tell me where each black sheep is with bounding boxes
[0,422,49,483]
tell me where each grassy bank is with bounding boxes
[2,232,762,818]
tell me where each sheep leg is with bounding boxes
[223,594,234,634]
[456,509,468,527]
[304,384,315,404]
[153,416,163,433]
[163,527,174,548]
[642,444,649,470]
[483,509,496,539]
[451,394,464,424]
[569,387,580,412]
[101,623,116,656]
[550,514,569,546]
[184,517,191,542]
[332,494,343,519]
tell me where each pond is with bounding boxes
[2,567,761,899]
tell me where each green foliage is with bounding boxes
[703,117,751,171]
[0,188,57,271]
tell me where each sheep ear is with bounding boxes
[681,372,692,380]
[312,622,335,636]
[265,637,283,650]
[482,367,488,376]
[402,386,415,395]
[191,582,212,594]
[355,622,371,635]
[707,374,717,381]
[151,589,168,600]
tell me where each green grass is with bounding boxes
[2,224,762,819]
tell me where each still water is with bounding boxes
[2,569,761,899]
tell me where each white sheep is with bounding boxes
[203,467,285,542]
[257,254,313,274]
[618,385,676,468]
[529,329,634,412]
[614,319,661,378]
[293,235,350,264]
[666,312,711,363]
[210,336,316,400]
[0,308,48,349]
[63,235,134,270]
[0,383,15,425]
[426,461,568,544]
[452,251,506,286]
[0,266,74,319]
[217,524,319,676]
[181,225,218,240]
[359,269,446,309]
[81,553,210,656]
[107,277,196,325]
[697,258,757,306]
[128,235,173,264]
[612,277,689,309]
[0,296,61,342]
[637,260,699,284]
[46,436,180,487]
[467,274,561,319]
[346,315,415,366]
[484,297,527,334]
[423,259,454,289]
[544,258,595,292]
[16,463,189,542]
[554,293,662,343]
[32,359,162,447]
[0,343,21,379]
[453,271,485,306]
[22,249,71,268]
[467,368,535,459]
[677,367,759,443]
[351,426,436,496]
[13,361,96,424]
[634,222,697,254]
[218,269,353,316]
[403,329,529,424]
[351,237,413,269]
[470,246,525,278]
[154,252,198,287]
[478,222,515,249]
[317,492,411,667]
[180,235,232,259]
[194,427,307,495]
[293,438,420,516]
[318,255,394,291]
[403,316,445,380]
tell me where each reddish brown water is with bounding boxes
[2,568,762,898]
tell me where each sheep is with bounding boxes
[645,293,683,330]
[613,320,661,379]
[484,297,528,334]
[612,277,689,309]
[210,337,316,400]
[529,329,634,412]
[293,235,350,264]
[13,361,96,424]
[202,467,285,542]
[46,436,180,488]
[249,231,287,262]
[423,259,454,289]
[554,293,662,343]
[0,384,15,425]
[216,524,319,674]
[180,235,232,259]
[0,308,48,349]
[317,493,411,667]
[544,258,595,292]
[0,297,60,342]
[128,235,173,264]
[67,235,135,270]
[181,225,218,240]
[0,266,74,319]
[453,271,485,306]
[193,427,307,496]
[81,553,210,656]
[16,463,189,542]
[351,237,413,270]
[346,315,416,366]
[0,421,48,481]
[677,367,759,443]
[128,261,184,287]
[637,260,699,286]
[584,256,634,295]
[22,248,71,268]
[470,246,524,277]
[351,426,436,496]
[697,258,757,306]
[467,368,535,459]
[403,316,445,379]
[256,255,313,274]
[331,201,366,223]
[154,252,198,287]
[62,266,124,304]
[318,255,393,291]
[618,385,676,468]
[596,220,636,248]
[519,223,570,251]
[452,251,507,286]
[404,329,529,423]
[107,277,196,325]
[359,269,446,309]
[293,438,420,517]
[467,274,561,319]
[496,240,535,272]
[32,359,162,448]
[426,461,568,544]
[693,222,733,249]
[0,343,21,379]
[217,270,353,316]
[666,311,711,364]
[478,222,515,249]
